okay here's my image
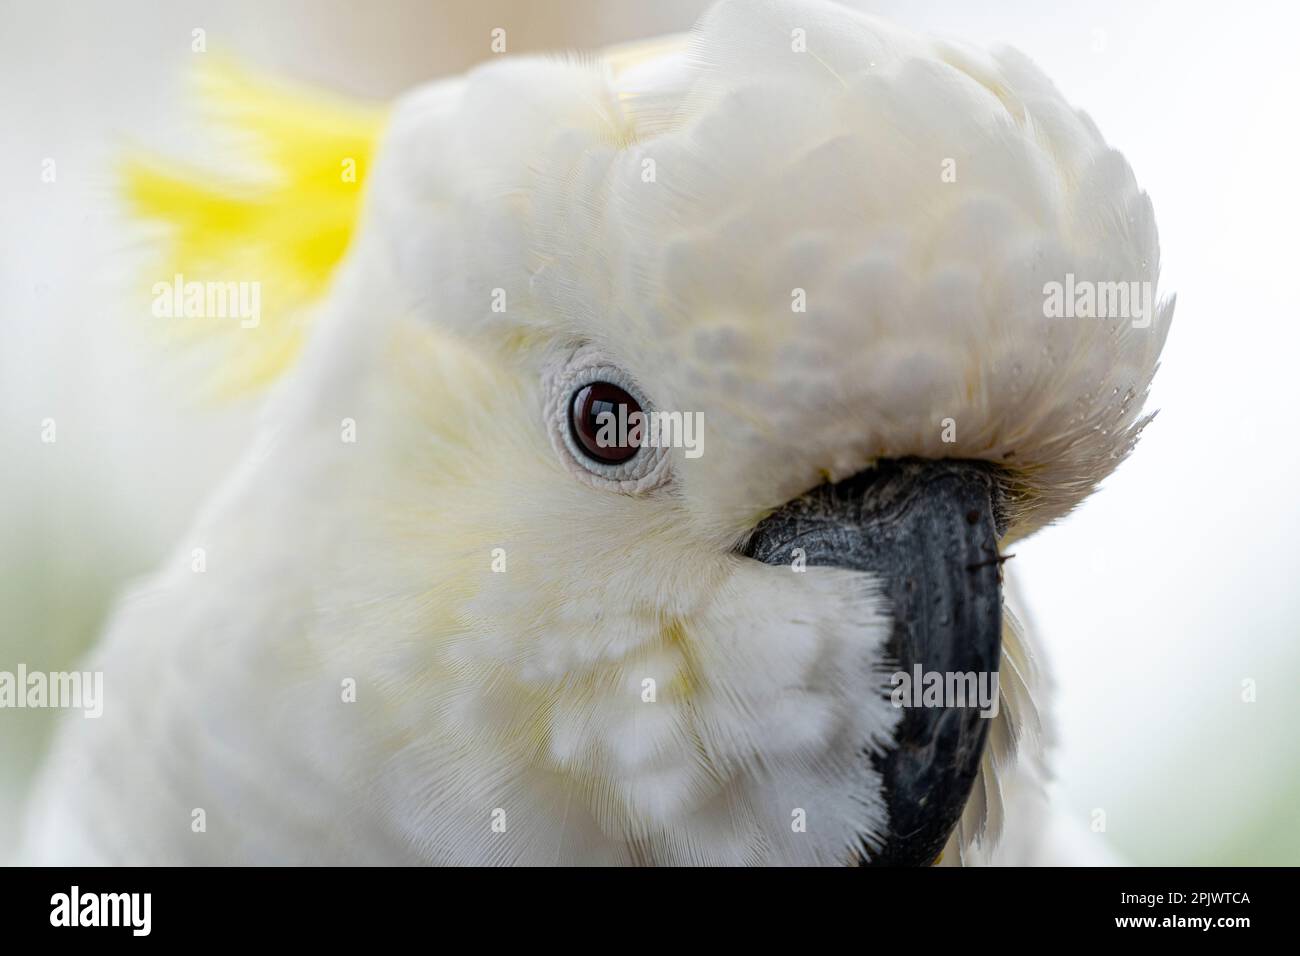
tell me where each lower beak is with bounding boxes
[742,458,1006,866]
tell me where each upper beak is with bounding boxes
[742,458,1007,866]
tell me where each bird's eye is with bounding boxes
[569,382,642,464]
[544,346,671,493]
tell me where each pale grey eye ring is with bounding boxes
[542,348,672,494]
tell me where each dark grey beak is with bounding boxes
[742,458,1006,866]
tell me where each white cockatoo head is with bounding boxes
[116,0,1171,865]
[363,0,1168,529]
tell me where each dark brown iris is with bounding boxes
[570,382,642,464]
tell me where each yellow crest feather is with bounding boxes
[123,59,386,397]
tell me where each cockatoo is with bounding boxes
[21,0,1171,865]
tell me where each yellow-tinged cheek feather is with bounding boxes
[122,58,386,398]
